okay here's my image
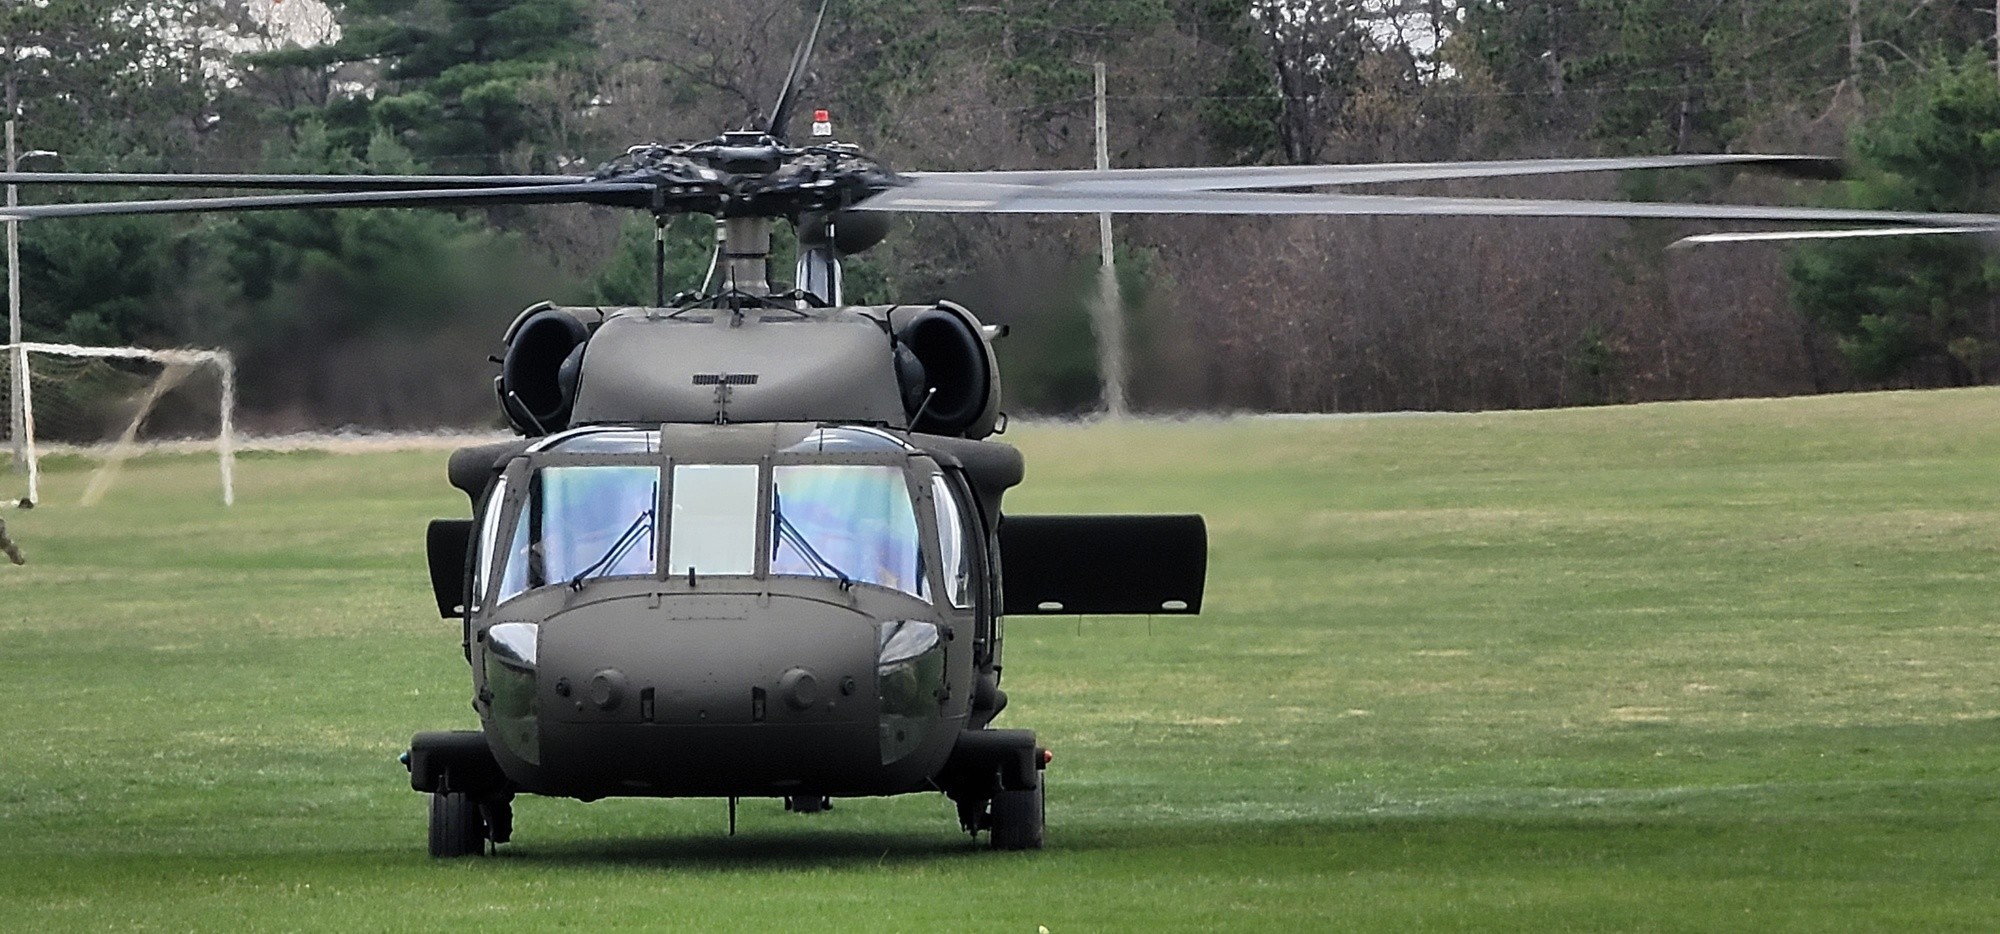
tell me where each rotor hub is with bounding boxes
[590,135,902,220]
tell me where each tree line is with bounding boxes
[6,0,2000,430]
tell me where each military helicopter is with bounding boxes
[8,1,2000,859]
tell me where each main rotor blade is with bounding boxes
[0,171,591,190]
[765,0,832,143]
[0,181,655,221]
[858,184,2000,227]
[903,154,1841,194]
[1673,226,2000,247]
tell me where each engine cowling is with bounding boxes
[493,301,999,439]
[496,304,602,435]
[891,301,1002,439]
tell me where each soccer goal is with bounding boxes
[2,342,236,507]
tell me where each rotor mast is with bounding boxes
[721,217,773,297]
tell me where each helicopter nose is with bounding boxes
[536,593,875,728]
[527,592,895,795]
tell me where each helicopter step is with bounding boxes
[407,730,510,797]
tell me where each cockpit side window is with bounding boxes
[772,464,924,597]
[474,474,510,609]
[930,474,973,608]
[496,505,530,604]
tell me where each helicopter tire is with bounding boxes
[785,794,833,814]
[428,790,487,858]
[988,779,1044,851]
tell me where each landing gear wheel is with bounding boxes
[428,791,487,858]
[785,794,833,814]
[988,780,1044,851]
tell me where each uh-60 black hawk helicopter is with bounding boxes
[9,1,2000,859]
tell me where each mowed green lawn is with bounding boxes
[2,390,1997,931]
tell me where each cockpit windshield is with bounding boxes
[667,464,760,576]
[544,465,658,585]
[772,465,924,597]
[488,429,933,605]
[496,464,660,603]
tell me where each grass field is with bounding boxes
[2,389,1997,931]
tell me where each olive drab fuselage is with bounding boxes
[458,423,1009,800]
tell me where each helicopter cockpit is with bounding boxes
[475,425,971,611]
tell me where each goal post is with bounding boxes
[3,341,237,506]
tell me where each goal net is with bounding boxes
[1,342,236,506]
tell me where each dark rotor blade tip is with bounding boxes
[0,182,656,221]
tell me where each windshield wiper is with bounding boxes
[772,489,853,590]
[569,485,657,591]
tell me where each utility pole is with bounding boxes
[1091,62,1129,418]
[7,115,21,476]
[5,91,54,504]
[1848,0,1862,85]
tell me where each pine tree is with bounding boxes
[253,0,592,171]
[1790,57,2000,384]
